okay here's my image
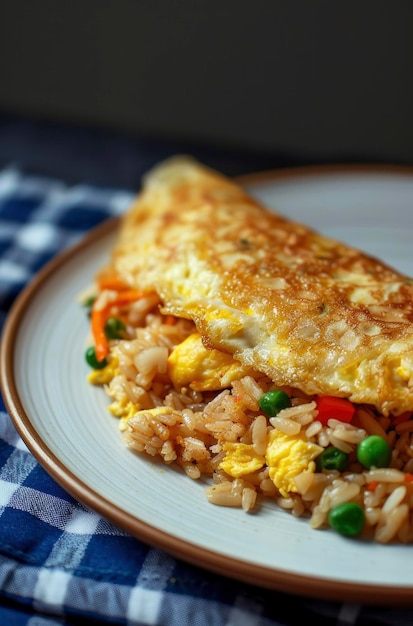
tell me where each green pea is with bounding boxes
[356,435,392,469]
[82,295,96,318]
[259,390,291,417]
[316,446,349,472]
[328,502,365,537]
[85,346,108,369]
[83,295,96,308]
[104,317,126,339]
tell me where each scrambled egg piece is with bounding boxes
[87,357,119,386]
[219,442,265,478]
[266,430,323,497]
[167,332,254,391]
[110,402,175,432]
[108,398,138,430]
[122,406,175,433]
[87,357,138,429]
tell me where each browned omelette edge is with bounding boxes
[1,165,413,606]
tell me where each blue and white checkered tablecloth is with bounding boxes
[1,165,413,626]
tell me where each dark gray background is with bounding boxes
[1,0,412,166]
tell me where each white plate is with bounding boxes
[2,165,413,605]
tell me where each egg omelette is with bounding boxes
[102,156,413,417]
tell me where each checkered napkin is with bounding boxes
[0,166,411,626]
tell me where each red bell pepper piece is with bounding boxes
[315,395,355,426]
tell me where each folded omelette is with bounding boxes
[102,156,413,417]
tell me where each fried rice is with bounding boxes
[82,288,413,544]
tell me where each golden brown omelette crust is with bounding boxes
[106,157,413,416]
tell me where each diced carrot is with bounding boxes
[366,481,379,492]
[91,306,109,362]
[404,473,413,483]
[108,290,148,307]
[90,289,154,361]
[315,396,355,426]
[97,275,129,291]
